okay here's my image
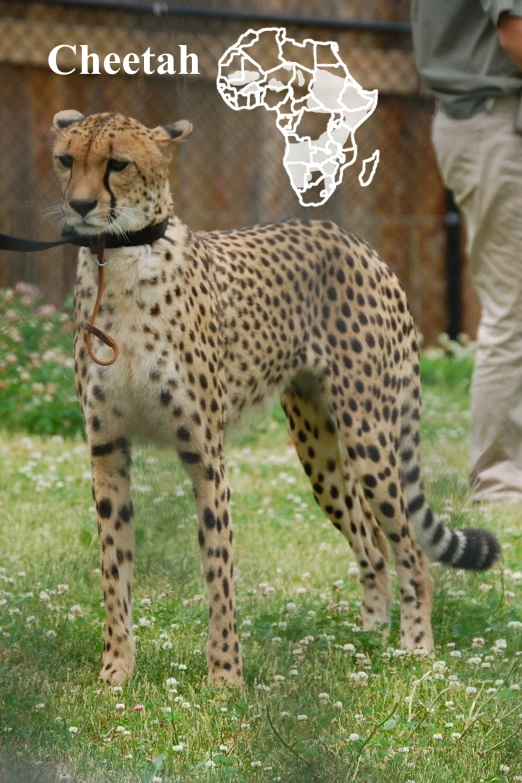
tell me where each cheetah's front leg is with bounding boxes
[184,453,242,685]
[91,436,136,685]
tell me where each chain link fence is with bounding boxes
[0,0,479,344]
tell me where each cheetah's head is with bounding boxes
[51,110,192,237]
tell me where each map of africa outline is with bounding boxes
[217,27,380,207]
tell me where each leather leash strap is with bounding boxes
[0,217,169,366]
[84,235,119,366]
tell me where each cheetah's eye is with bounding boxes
[108,159,129,173]
[58,154,73,169]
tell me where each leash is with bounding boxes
[84,234,119,366]
[0,218,169,366]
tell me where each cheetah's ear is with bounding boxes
[152,120,193,149]
[52,110,85,133]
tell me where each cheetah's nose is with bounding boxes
[70,198,98,217]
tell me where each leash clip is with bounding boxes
[89,237,107,267]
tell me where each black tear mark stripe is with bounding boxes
[103,151,117,219]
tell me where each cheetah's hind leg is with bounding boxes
[281,373,392,637]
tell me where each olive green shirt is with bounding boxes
[411,0,522,118]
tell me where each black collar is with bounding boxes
[0,217,169,253]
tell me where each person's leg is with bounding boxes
[432,100,522,501]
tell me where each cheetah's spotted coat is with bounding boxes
[51,110,500,686]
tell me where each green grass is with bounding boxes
[0,374,521,783]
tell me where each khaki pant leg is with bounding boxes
[432,101,522,501]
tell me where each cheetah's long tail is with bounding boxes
[398,346,500,571]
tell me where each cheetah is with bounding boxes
[51,110,500,686]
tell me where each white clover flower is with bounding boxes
[467,656,481,665]
[500,765,510,773]
[493,639,507,652]
[178,664,187,671]
[449,650,461,658]
[152,777,163,783]
[205,760,216,769]
[481,662,492,669]
[293,648,303,656]
[286,602,297,612]
[68,726,78,734]
[34,703,45,711]
[219,745,228,752]
[333,701,343,709]
[274,675,285,682]
[111,686,123,694]
[433,733,443,740]
[343,643,355,652]
[508,621,522,630]
[318,692,329,700]
[399,747,410,754]
[162,641,173,650]
[472,637,485,647]
[297,714,308,721]
[465,686,477,695]
[56,584,69,595]
[349,733,360,742]
[172,743,185,751]
[271,637,282,643]
[280,711,290,717]
[115,703,125,711]
[510,683,520,691]
[251,761,262,767]
[433,661,447,673]
[451,732,462,740]
[289,669,298,676]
